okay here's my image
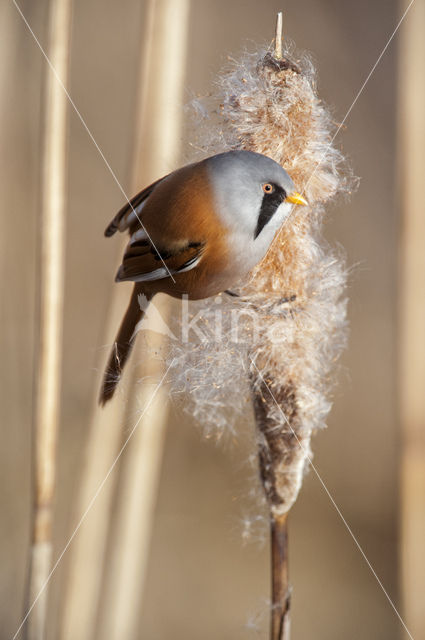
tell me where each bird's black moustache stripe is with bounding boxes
[254,184,286,239]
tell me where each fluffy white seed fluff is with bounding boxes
[169,43,354,515]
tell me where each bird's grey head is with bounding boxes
[205,150,301,242]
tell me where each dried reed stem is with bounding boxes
[274,12,283,60]
[59,285,134,640]
[270,514,290,640]
[98,1,190,637]
[252,373,292,640]
[24,0,72,638]
[268,17,290,639]
[60,1,174,638]
[398,1,425,637]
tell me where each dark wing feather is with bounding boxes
[115,242,205,283]
[104,174,167,237]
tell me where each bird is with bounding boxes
[99,150,307,404]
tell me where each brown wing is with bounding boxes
[104,174,168,237]
[106,162,209,283]
[115,238,205,283]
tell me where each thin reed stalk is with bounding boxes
[98,1,190,636]
[59,284,135,640]
[61,1,189,638]
[60,2,161,638]
[266,22,291,638]
[398,1,425,638]
[270,514,290,640]
[24,0,72,638]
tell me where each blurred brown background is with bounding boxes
[1,0,423,638]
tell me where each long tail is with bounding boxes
[99,285,152,405]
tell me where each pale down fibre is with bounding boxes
[168,43,354,515]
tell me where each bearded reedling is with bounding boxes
[100,150,306,405]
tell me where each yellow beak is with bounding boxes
[286,191,308,206]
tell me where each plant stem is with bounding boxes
[271,513,291,640]
[24,0,72,637]
[398,0,425,637]
[97,0,190,637]
[275,11,283,60]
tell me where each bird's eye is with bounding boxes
[262,183,275,194]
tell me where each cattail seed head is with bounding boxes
[170,43,354,515]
